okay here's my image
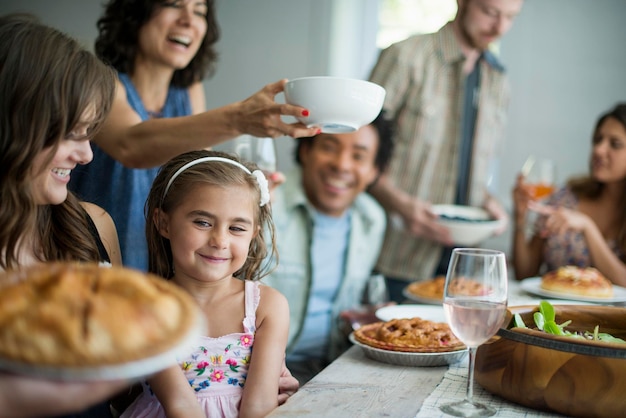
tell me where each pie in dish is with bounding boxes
[406,276,446,301]
[541,266,613,298]
[406,276,487,301]
[0,262,200,367]
[353,317,466,353]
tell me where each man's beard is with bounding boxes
[458,5,492,51]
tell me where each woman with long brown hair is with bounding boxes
[0,13,124,417]
[512,103,626,286]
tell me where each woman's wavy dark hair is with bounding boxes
[96,0,219,87]
[146,150,278,281]
[568,103,626,256]
[0,14,116,269]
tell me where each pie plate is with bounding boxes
[402,286,441,305]
[0,308,206,381]
[402,276,445,305]
[520,276,626,303]
[349,333,467,367]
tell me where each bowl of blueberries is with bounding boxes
[432,204,502,246]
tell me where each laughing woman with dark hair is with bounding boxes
[512,103,626,286]
[70,0,319,272]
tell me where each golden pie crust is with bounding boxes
[353,318,466,353]
[0,262,199,367]
[406,276,487,301]
[406,276,446,301]
[541,266,613,298]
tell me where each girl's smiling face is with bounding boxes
[157,183,258,283]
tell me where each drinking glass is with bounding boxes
[524,157,556,200]
[217,135,277,173]
[363,273,390,307]
[440,248,508,417]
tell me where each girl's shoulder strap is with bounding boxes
[243,280,261,333]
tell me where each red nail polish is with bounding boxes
[301,110,310,117]
[315,128,322,135]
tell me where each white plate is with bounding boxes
[349,333,467,367]
[376,305,445,322]
[519,277,626,304]
[0,308,206,381]
[402,286,441,305]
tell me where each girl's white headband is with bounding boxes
[162,156,270,207]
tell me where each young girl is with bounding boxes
[121,150,289,418]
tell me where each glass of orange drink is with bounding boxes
[525,158,556,200]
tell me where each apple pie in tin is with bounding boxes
[353,317,466,353]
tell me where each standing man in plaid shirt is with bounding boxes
[368,0,524,301]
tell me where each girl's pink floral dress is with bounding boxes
[121,280,260,418]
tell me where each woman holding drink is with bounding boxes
[512,103,626,286]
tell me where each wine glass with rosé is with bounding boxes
[524,157,556,200]
[440,248,508,417]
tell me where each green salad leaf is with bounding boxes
[513,300,626,344]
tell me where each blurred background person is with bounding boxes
[512,103,626,286]
[367,0,523,302]
[70,0,318,271]
[265,113,395,385]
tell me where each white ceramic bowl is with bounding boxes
[432,204,502,246]
[284,76,385,134]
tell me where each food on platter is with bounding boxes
[540,266,613,298]
[406,276,487,302]
[353,317,466,353]
[0,262,199,367]
[406,276,446,301]
[438,214,495,223]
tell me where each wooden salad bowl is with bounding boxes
[475,304,626,418]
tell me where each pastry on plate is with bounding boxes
[353,317,466,353]
[0,262,200,367]
[406,276,446,301]
[406,276,487,301]
[540,266,613,298]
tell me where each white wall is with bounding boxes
[2,0,625,259]
[208,0,380,161]
[0,0,101,49]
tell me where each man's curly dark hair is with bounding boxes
[95,0,219,88]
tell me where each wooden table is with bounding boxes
[267,345,446,417]
[267,279,624,417]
